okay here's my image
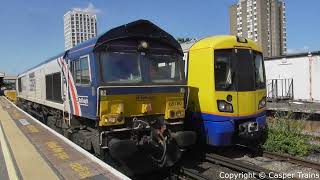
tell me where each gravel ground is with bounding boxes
[305,153,320,163]
[178,144,320,180]
[235,154,320,180]
[183,160,258,180]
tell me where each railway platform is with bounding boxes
[0,96,129,180]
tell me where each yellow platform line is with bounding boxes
[0,123,18,180]
[0,103,59,180]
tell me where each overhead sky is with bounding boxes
[0,0,319,75]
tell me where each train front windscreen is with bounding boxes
[214,48,266,92]
[98,48,186,85]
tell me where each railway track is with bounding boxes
[262,151,320,171]
[234,144,320,171]
[205,153,284,180]
[178,167,211,180]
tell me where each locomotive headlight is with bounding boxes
[138,41,149,51]
[258,97,266,109]
[176,110,185,118]
[165,98,185,119]
[141,41,148,49]
[102,115,124,126]
[176,110,182,117]
[109,117,117,123]
[217,100,233,113]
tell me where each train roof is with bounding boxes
[19,52,66,76]
[188,35,262,52]
[19,19,182,76]
[67,19,183,58]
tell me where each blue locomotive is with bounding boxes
[17,20,196,175]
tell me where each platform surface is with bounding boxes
[0,96,129,180]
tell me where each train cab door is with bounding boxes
[214,49,239,117]
[62,58,71,123]
[234,48,256,117]
[69,55,94,119]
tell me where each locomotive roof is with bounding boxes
[19,19,182,75]
[189,35,262,52]
[68,19,183,58]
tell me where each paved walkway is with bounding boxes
[0,97,129,180]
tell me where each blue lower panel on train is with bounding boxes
[203,114,266,146]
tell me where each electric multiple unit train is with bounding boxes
[16,20,196,175]
[182,36,267,146]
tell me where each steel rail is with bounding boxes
[235,145,320,171]
[179,167,211,180]
[263,151,320,171]
[205,153,290,180]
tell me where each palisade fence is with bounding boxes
[266,78,294,101]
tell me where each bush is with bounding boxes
[263,111,314,157]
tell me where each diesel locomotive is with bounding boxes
[183,36,267,146]
[16,20,196,175]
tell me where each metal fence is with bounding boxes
[267,78,293,101]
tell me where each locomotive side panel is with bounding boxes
[17,58,65,112]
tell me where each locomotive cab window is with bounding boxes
[100,51,142,84]
[45,72,62,103]
[236,49,255,91]
[149,54,185,83]
[214,49,234,91]
[71,56,91,85]
[253,52,266,89]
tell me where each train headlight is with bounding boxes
[165,98,185,119]
[258,97,266,109]
[100,101,125,126]
[217,100,233,113]
[138,41,149,51]
[103,115,124,125]
[109,117,117,123]
[141,41,148,49]
[176,110,185,118]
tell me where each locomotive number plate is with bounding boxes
[136,95,153,101]
[168,101,183,107]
